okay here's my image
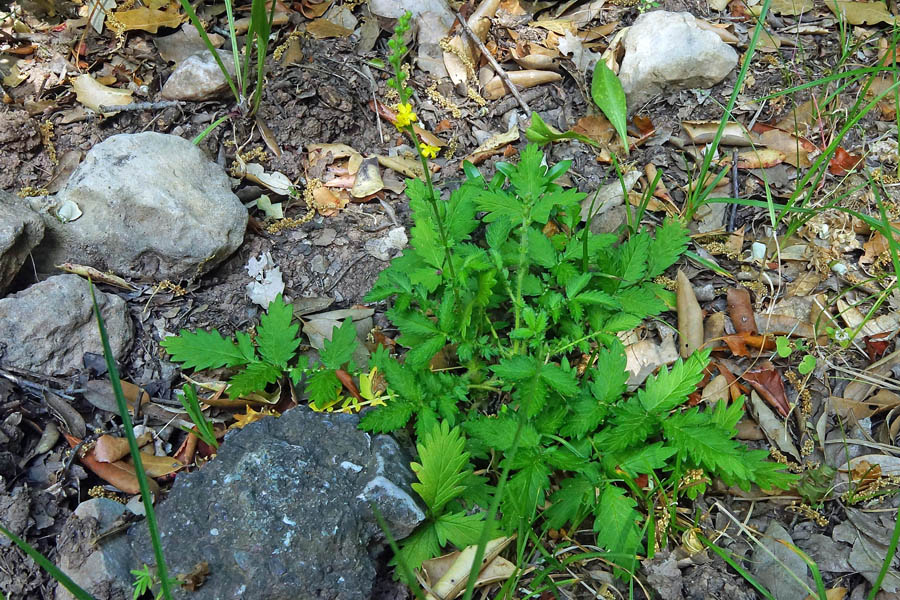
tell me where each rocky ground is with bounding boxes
[2,0,900,598]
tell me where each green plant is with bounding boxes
[591,59,629,154]
[177,384,219,449]
[131,564,178,600]
[357,141,796,573]
[394,421,492,570]
[774,336,817,375]
[177,0,276,134]
[0,285,174,600]
[161,294,367,410]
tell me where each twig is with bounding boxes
[449,7,531,114]
[0,368,77,401]
[98,100,182,113]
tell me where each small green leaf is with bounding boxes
[161,329,248,371]
[591,60,629,155]
[319,318,358,369]
[775,336,793,358]
[798,354,817,375]
[526,112,598,147]
[256,294,301,368]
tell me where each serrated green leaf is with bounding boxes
[411,421,471,514]
[393,523,440,572]
[161,329,248,370]
[616,233,650,283]
[597,398,655,452]
[358,397,416,433]
[476,189,524,223]
[257,294,300,368]
[306,368,342,409]
[594,485,642,558]
[227,360,282,398]
[434,511,484,548]
[540,363,579,397]
[638,349,710,413]
[591,61,629,155]
[319,318,358,370]
[491,355,539,381]
[545,475,593,529]
[528,227,557,268]
[614,442,676,476]
[646,218,688,278]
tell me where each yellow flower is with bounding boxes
[420,143,439,159]
[394,102,417,128]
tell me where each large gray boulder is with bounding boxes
[29,132,247,281]
[619,11,738,109]
[0,191,44,293]
[129,407,424,600]
[0,274,132,374]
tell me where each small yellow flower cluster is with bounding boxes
[419,143,440,159]
[395,103,417,128]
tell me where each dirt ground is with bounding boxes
[2,0,900,598]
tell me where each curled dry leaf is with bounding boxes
[749,391,800,460]
[113,5,183,33]
[94,432,153,463]
[743,361,790,417]
[312,186,348,216]
[682,120,754,146]
[464,123,520,163]
[719,148,786,169]
[827,0,895,25]
[842,348,900,403]
[423,536,514,600]
[71,74,133,115]
[350,157,384,198]
[57,262,137,290]
[624,334,679,389]
[306,18,353,38]
[676,269,704,358]
[828,147,864,176]
[727,287,757,334]
[484,69,562,99]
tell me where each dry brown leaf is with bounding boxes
[744,363,790,417]
[351,157,383,198]
[125,453,185,477]
[71,74,133,115]
[756,127,814,168]
[727,287,757,334]
[113,5,183,32]
[306,18,353,38]
[312,186,348,216]
[828,1,895,25]
[65,433,160,496]
[719,148,786,169]
[94,433,153,463]
[484,70,562,99]
[769,0,814,15]
[676,270,704,358]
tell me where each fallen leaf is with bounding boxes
[65,433,160,496]
[484,70,562,100]
[71,74,133,115]
[719,148,786,169]
[676,270,704,358]
[727,287,757,334]
[350,157,384,198]
[744,362,790,417]
[828,146,863,175]
[757,127,814,168]
[769,0,814,15]
[306,17,353,38]
[828,0,894,25]
[749,391,799,459]
[682,120,754,146]
[113,5,183,33]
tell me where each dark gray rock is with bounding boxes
[129,407,424,600]
[0,190,44,293]
[28,132,247,281]
[0,274,132,374]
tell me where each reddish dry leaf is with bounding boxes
[633,114,654,136]
[755,127,814,168]
[727,287,758,334]
[173,431,199,466]
[719,332,776,356]
[711,361,747,402]
[743,362,790,417]
[335,369,363,401]
[828,147,864,175]
[865,333,893,361]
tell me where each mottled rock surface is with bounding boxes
[129,407,424,600]
[161,50,236,101]
[29,132,247,281]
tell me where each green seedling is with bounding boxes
[177,384,219,449]
[591,59,629,155]
[774,336,817,375]
[131,564,178,600]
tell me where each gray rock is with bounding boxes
[55,499,132,600]
[129,407,424,600]
[0,191,44,293]
[312,228,337,246]
[0,274,132,374]
[619,11,738,109]
[161,50,236,101]
[29,133,247,281]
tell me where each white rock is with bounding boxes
[0,275,132,374]
[29,132,247,281]
[619,11,738,109]
[161,49,235,101]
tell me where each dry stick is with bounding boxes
[449,8,532,114]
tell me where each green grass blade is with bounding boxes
[90,283,173,600]
[0,521,97,600]
[591,60,629,155]
[192,115,230,145]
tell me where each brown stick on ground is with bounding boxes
[450,8,532,114]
